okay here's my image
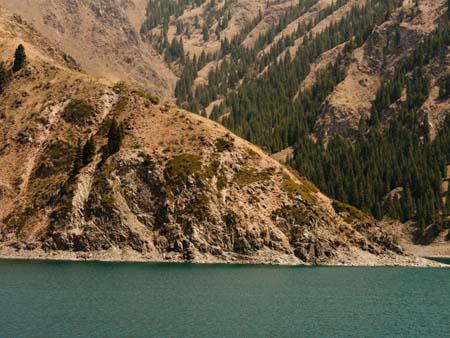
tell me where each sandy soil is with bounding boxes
[401,242,450,259]
[271,147,294,163]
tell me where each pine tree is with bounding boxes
[107,119,123,155]
[401,187,415,222]
[71,139,83,178]
[203,24,209,41]
[439,74,450,99]
[82,136,96,166]
[12,44,26,72]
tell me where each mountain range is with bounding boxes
[0,0,448,265]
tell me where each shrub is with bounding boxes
[215,138,234,152]
[281,175,318,204]
[12,44,26,72]
[234,167,273,186]
[164,154,202,188]
[272,205,309,225]
[62,99,95,124]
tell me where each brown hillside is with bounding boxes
[0,0,177,97]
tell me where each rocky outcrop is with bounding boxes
[0,68,414,265]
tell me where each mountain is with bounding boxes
[0,5,436,266]
[128,0,450,244]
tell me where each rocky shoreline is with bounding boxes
[0,246,447,268]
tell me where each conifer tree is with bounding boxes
[71,139,83,178]
[82,136,96,166]
[12,44,26,72]
[107,119,123,155]
[203,24,209,41]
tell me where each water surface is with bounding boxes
[427,257,450,265]
[0,259,449,338]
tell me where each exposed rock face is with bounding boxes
[0,0,447,144]
[0,78,405,266]
[0,90,407,264]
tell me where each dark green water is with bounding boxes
[428,257,450,265]
[0,260,449,338]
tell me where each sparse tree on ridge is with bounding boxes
[106,119,124,156]
[12,44,26,72]
[82,136,96,166]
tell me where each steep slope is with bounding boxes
[0,8,433,266]
[315,0,449,141]
[148,0,450,244]
[0,0,177,97]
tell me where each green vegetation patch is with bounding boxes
[215,138,234,152]
[90,162,116,211]
[33,141,75,178]
[204,160,220,179]
[114,82,159,105]
[216,174,228,191]
[100,195,116,210]
[113,95,129,115]
[272,205,310,225]
[332,200,368,224]
[62,99,96,124]
[246,148,261,160]
[234,167,274,186]
[164,154,203,187]
[281,175,318,204]
[113,81,127,94]
[165,155,229,192]
[132,89,160,105]
[3,207,33,234]
[48,180,76,224]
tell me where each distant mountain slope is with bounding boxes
[315,0,449,141]
[136,0,450,242]
[0,0,177,97]
[0,6,434,266]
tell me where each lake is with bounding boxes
[0,259,449,338]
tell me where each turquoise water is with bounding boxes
[427,257,450,265]
[0,260,449,338]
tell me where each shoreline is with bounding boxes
[400,241,450,259]
[0,247,448,268]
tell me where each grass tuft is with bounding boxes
[164,154,202,188]
[234,167,274,186]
